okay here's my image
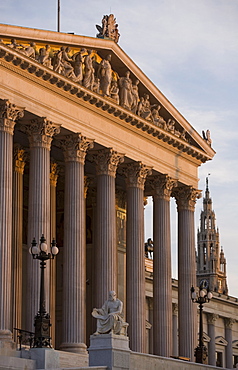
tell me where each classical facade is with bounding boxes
[0,18,236,370]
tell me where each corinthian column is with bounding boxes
[91,148,124,307]
[12,145,26,340]
[60,133,94,353]
[224,317,235,369]
[49,160,59,348]
[152,174,176,357]
[207,313,218,366]
[173,185,201,361]
[0,100,24,343]
[23,118,61,331]
[123,162,152,353]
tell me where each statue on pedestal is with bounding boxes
[92,291,128,335]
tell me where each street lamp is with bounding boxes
[30,234,59,348]
[191,279,213,364]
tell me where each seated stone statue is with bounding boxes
[92,291,128,335]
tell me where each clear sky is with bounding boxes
[1,0,238,296]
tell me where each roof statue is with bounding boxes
[96,14,120,43]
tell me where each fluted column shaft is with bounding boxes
[174,186,201,361]
[60,133,93,353]
[207,313,218,366]
[92,149,124,307]
[49,161,58,348]
[24,118,60,330]
[124,162,151,353]
[172,303,179,357]
[12,146,26,339]
[224,318,234,369]
[0,100,24,342]
[152,175,176,357]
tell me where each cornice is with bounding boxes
[0,43,213,163]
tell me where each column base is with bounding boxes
[60,342,88,354]
[0,330,16,355]
[89,333,130,369]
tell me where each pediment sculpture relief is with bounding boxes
[3,38,190,143]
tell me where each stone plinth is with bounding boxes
[89,333,130,370]
[29,348,59,369]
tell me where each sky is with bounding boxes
[1,1,238,296]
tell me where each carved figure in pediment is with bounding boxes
[131,80,140,114]
[38,45,52,68]
[92,78,100,94]
[138,94,152,121]
[71,48,86,84]
[7,38,24,50]
[110,80,119,104]
[151,104,166,127]
[97,54,112,96]
[83,50,95,90]
[119,71,133,110]
[167,119,175,134]
[22,42,36,58]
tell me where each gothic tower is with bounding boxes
[196,177,228,294]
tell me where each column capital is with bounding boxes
[13,144,27,174]
[0,99,24,135]
[122,162,152,189]
[151,174,177,200]
[173,185,201,211]
[207,313,219,325]
[50,161,59,187]
[90,148,124,177]
[224,317,236,329]
[21,117,61,149]
[60,133,94,163]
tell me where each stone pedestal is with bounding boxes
[29,348,59,369]
[89,333,130,370]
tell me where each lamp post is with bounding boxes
[191,279,213,364]
[30,234,59,348]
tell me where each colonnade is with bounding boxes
[0,98,201,360]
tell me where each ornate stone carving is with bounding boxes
[92,291,128,335]
[1,41,207,155]
[13,144,26,175]
[172,303,178,316]
[173,185,202,212]
[50,161,59,187]
[21,117,61,150]
[207,313,219,325]
[150,174,177,201]
[60,133,94,163]
[97,54,112,96]
[224,317,236,329]
[202,129,212,146]
[96,14,120,43]
[0,99,24,134]
[90,148,124,177]
[122,162,152,189]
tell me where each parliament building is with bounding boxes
[0,18,238,369]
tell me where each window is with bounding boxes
[216,352,223,367]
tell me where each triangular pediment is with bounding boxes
[215,336,228,346]
[0,23,215,164]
